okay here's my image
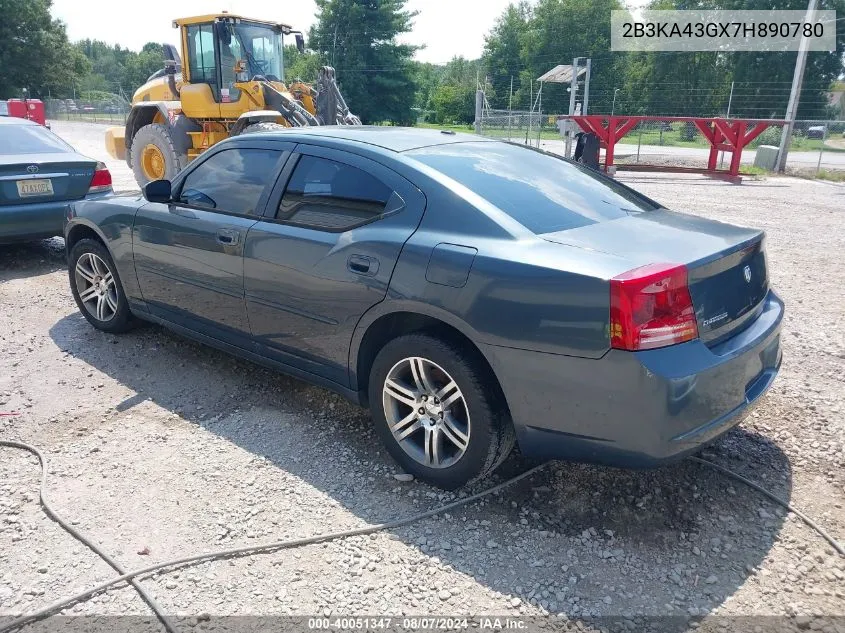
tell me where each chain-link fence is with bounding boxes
[479,109,546,145]
[479,108,845,176]
[785,120,845,176]
[44,97,130,125]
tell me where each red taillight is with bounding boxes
[610,263,698,351]
[88,162,112,194]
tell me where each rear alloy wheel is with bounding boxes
[383,357,471,469]
[369,334,515,489]
[68,239,133,333]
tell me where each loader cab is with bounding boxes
[176,14,289,118]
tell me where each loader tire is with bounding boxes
[242,122,288,134]
[130,123,186,187]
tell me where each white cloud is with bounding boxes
[51,0,516,64]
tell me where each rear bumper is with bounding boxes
[0,191,112,243]
[483,290,784,467]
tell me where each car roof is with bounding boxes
[243,125,494,153]
[0,116,38,126]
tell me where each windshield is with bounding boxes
[0,124,75,155]
[407,142,660,234]
[231,22,284,81]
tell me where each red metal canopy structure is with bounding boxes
[557,115,787,179]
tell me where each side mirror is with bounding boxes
[143,179,171,203]
[295,32,305,54]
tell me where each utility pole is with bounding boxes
[583,58,592,115]
[776,0,818,172]
[719,81,735,168]
[332,23,338,67]
[507,76,514,141]
[474,70,484,134]
[564,57,580,158]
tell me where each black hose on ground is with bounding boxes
[689,456,844,556]
[0,440,178,633]
[1,441,842,633]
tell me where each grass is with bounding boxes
[618,127,845,153]
[706,164,845,182]
[738,165,769,176]
[809,169,845,182]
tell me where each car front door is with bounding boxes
[244,145,426,386]
[132,141,291,344]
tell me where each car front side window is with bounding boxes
[177,148,282,215]
[277,154,400,231]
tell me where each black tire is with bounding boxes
[368,333,515,490]
[68,239,134,334]
[129,123,185,187]
[242,122,288,134]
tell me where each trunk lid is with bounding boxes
[542,209,769,345]
[0,153,97,206]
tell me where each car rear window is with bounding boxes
[0,124,74,155]
[407,142,659,234]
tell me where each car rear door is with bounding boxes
[244,144,426,386]
[132,141,292,345]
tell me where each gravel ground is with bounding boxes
[1,122,844,631]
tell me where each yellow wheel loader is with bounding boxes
[104,13,361,187]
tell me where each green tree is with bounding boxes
[430,83,476,124]
[284,44,325,83]
[0,0,87,98]
[309,0,420,124]
[124,43,165,91]
[410,61,445,113]
[422,57,480,124]
[483,1,531,108]
[519,0,626,113]
[716,0,845,119]
[616,0,845,118]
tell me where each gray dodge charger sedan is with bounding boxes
[64,127,783,489]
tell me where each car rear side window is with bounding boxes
[278,155,397,231]
[177,148,282,215]
[0,124,75,155]
[407,142,660,234]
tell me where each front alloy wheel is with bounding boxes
[383,357,471,469]
[74,252,118,322]
[68,238,133,334]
